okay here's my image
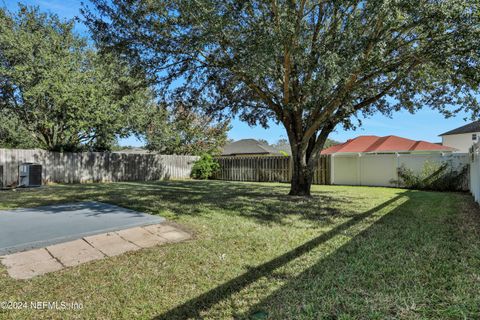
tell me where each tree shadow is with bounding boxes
[0,180,359,226]
[236,191,479,319]
[151,192,410,320]
[114,180,359,226]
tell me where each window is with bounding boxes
[473,134,477,141]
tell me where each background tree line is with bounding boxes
[0,5,229,154]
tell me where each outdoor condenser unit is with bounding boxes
[18,163,42,187]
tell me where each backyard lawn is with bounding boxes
[0,181,479,319]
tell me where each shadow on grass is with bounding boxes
[237,191,480,319]
[114,180,358,225]
[152,192,409,320]
[0,180,357,226]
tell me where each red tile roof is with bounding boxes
[321,135,455,155]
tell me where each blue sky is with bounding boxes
[3,0,476,146]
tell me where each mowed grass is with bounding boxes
[0,180,479,319]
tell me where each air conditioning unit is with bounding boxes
[18,163,42,187]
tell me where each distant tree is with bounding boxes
[324,138,341,149]
[110,145,137,152]
[0,6,150,151]
[85,0,480,195]
[272,138,340,155]
[257,139,270,146]
[140,103,230,155]
[272,139,291,154]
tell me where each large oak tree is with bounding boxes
[84,0,480,195]
[0,6,151,151]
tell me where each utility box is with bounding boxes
[18,163,42,187]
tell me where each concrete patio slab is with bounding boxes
[84,232,140,257]
[1,248,52,268]
[116,227,167,248]
[0,201,164,255]
[0,248,63,280]
[46,239,105,267]
[1,223,192,280]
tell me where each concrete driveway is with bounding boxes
[0,201,164,255]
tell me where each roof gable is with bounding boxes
[321,135,454,154]
[440,120,480,136]
[221,139,283,156]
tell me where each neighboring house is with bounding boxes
[221,139,284,156]
[321,135,455,155]
[322,136,465,186]
[440,120,480,153]
[320,135,460,187]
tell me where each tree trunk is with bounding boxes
[284,115,332,196]
[289,148,314,196]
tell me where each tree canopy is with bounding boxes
[85,0,480,195]
[0,109,37,149]
[139,102,230,155]
[0,5,151,151]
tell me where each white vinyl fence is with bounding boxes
[0,149,198,188]
[331,153,469,189]
[470,143,480,202]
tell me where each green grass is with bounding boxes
[0,181,479,319]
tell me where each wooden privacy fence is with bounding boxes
[0,149,198,187]
[214,155,331,185]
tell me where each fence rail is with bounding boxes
[213,155,331,185]
[0,149,198,187]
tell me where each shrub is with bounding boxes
[191,154,220,179]
[395,161,468,191]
